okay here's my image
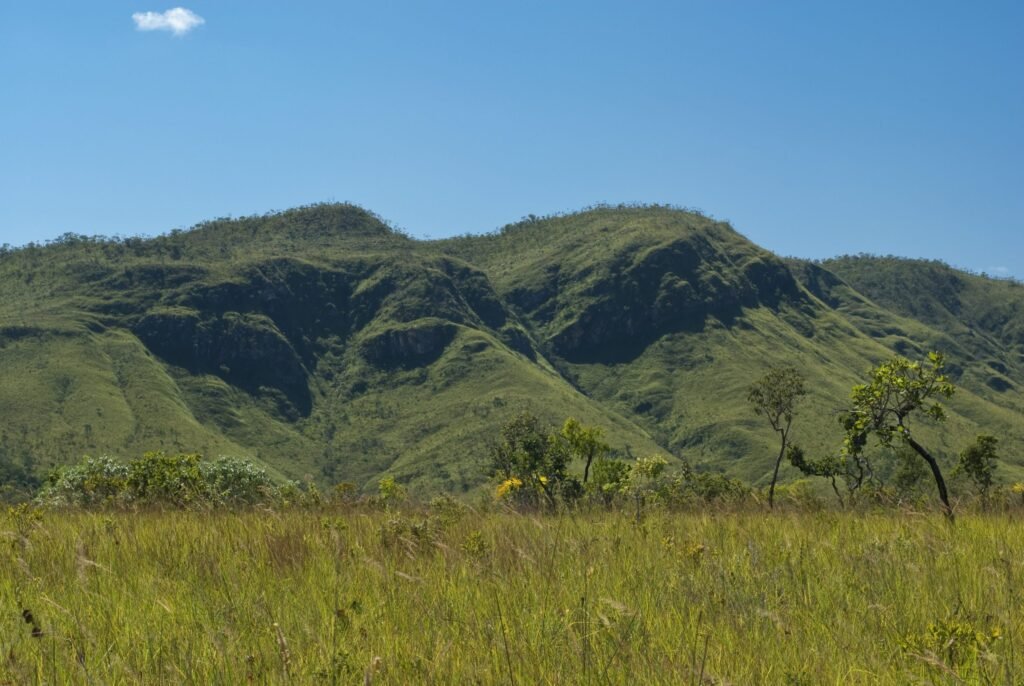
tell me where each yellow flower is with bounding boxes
[495,477,523,499]
[1012,482,1024,495]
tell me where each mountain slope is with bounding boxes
[0,205,664,494]
[447,208,1024,486]
[2,204,1022,496]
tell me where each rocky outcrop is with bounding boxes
[361,320,458,368]
[538,237,804,361]
[133,308,311,416]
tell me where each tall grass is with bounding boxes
[3,505,1022,684]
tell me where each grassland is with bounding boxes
[3,504,1023,684]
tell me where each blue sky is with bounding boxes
[2,2,1022,277]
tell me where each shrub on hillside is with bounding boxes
[39,456,130,507]
[128,451,206,507]
[37,453,282,508]
[203,457,278,506]
[588,458,631,507]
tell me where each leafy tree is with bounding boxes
[956,435,999,504]
[560,418,609,484]
[843,352,956,519]
[748,367,807,509]
[489,412,569,509]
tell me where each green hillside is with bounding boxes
[2,204,1022,497]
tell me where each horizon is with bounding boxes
[2,2,1022,277]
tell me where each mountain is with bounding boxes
[2,203,1022,496]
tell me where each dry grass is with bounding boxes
[2,505,1022,684]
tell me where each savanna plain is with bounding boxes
[3,503,1021,685]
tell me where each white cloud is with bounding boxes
[132,8,205,36]
[989,266,1011,276]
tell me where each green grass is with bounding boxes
[4,505,1024,684]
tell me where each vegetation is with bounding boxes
[5,504,1024,684]
[747,367,806,508]
[37,452,298,508]
[2,202,1024,498]
[843,352,956,518]
[559,417,609,485]
[4,173,1024,684]
[956,435,1000,504]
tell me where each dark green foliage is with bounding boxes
[956,435,999,501]
[673,461,750,505]
[0,453,40,503]
[891,446,929,500]
[128,452,206,506]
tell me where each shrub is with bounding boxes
[128,452,206,507]
[956,435,999,503]
[36,453,283,509]
[588,459,631,507]
[678,467,749,505]
[376,476,407,509]
[626,455,670,518]
[203,457,277,506]
[332,481,359,505]
[38,456,129,507]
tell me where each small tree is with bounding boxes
[489,412,569,509]
[560,418,609,484]
[376,475,408,509]
[626,454,669,520]
[956,435,998,505]
[844,352,955,519]
[748,367,807,509]
[588,458,631,507]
